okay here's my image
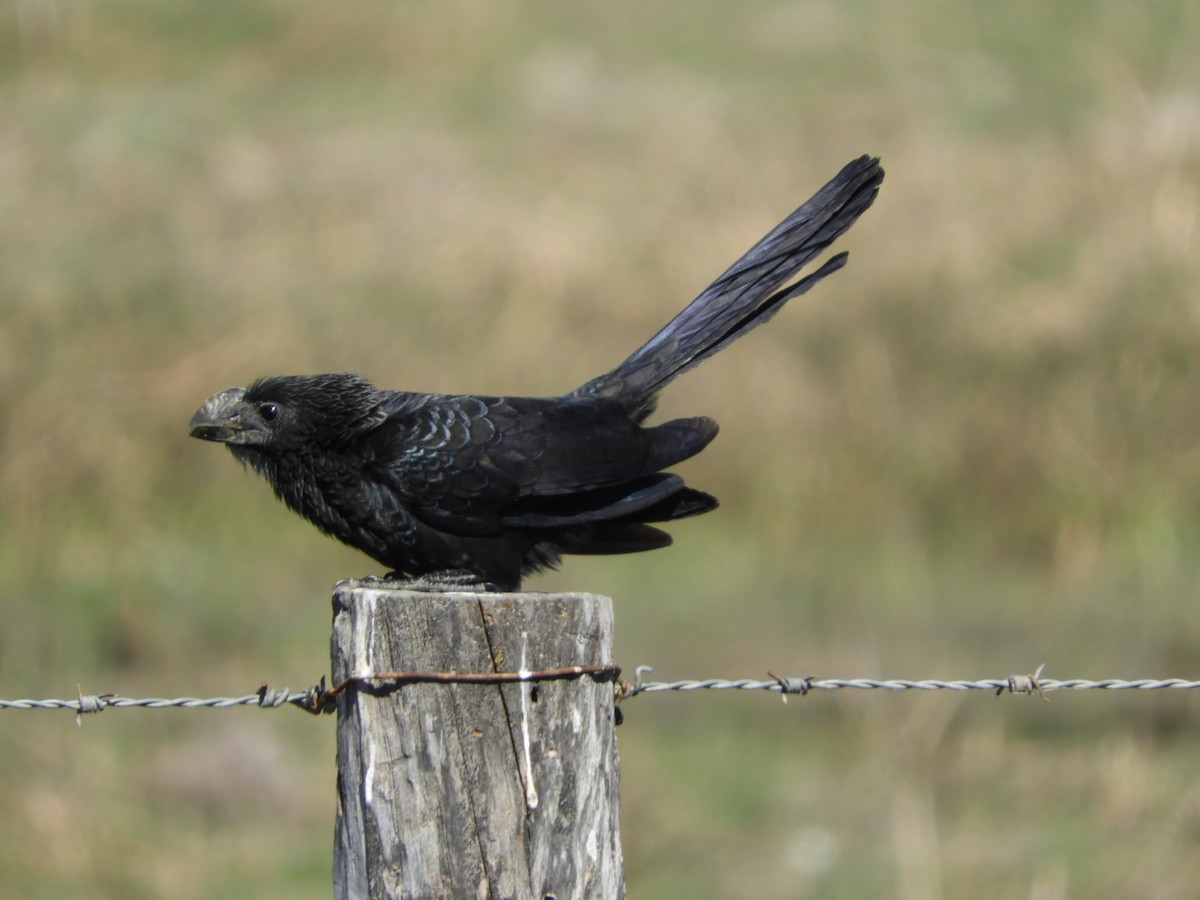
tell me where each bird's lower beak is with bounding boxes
[189,387,249,443]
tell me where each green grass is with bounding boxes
[2,0,1200,896]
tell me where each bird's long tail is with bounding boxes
[575,155,884,417]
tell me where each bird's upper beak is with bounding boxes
[189,387,251,443]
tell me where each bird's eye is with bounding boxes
[259,402,279,422]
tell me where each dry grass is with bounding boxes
[2,1,1200,896]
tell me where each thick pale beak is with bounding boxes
[189,387,250,443]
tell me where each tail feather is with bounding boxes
[575,155,883,416]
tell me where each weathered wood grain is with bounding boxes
[332,583,624,900]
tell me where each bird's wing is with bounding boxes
[364,393,715,534]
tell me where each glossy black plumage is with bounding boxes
[190,156,884,589]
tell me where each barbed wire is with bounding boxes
[5,664,1200,722]
[0,683,325,724]
[620,664,1200,702]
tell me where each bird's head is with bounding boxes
[189,373,381,453]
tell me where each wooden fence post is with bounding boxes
[331,582,625,899]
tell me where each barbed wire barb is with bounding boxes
[1003,663,1049,701]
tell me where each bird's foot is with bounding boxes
[358,570,502,593]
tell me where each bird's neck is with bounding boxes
[230,444,355,536]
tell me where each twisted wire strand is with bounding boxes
[6,672,1200,720]
[628,676,1200,695]
[0,684,320,721]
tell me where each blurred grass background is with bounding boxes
[2,0,1200,896]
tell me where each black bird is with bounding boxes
[190,156,883,590]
